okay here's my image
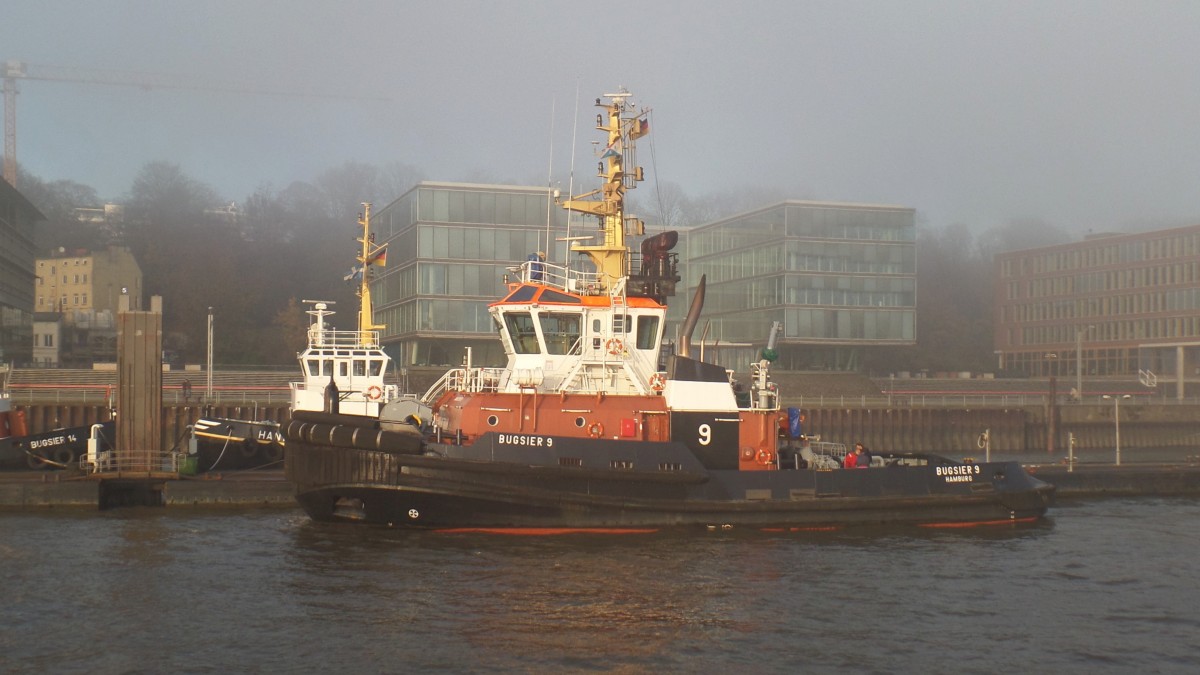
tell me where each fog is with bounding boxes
[5,0,1200,233]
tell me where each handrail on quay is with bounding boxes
[4,387,1193,408]
[793,392,1183,408]
[3,384,290,406]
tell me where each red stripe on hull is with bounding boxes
[918,516,1041,529]
[434,527,659,536]
[760,526,843,532]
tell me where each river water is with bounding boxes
[2,498,1198,674]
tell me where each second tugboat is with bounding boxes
[191,214,407,470]
[285,89,1054,530]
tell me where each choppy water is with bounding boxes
[2,499,1199,674]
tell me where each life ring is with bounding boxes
[605,338,624,356]
[755,448,775,466]
[649,373,666,392]
[588,422,604,438]
[366,385,383,401]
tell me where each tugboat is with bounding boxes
[285,89,1054,530]
[0,393,115,470]
[190,412,285,471]
[191,211,408,471]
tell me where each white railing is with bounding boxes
[421,367,506,403]
[512,260,606,296]
[80,451,188,474]
[306,328,382,349]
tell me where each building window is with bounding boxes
[43,334,53,347]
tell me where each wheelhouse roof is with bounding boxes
[491,284,665,309]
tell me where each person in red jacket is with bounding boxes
[843,448,858,468]
[854,442,873,468]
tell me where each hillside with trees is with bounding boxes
[19,166,1070,371]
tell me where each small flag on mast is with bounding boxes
[367,244,388,267]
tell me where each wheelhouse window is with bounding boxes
[504,312,541,354]
[540,312,581,355]
[636,315,660,350]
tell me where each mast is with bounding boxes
[558,89,650,289]
[357,202,386,346]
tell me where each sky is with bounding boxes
[3,0,1200,235]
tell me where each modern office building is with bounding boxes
[994,223,1200,394]
[370,182,568,367]
[680,200,917,372]
[369,187,917,373]
[0,178,41,365]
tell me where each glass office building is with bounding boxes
[680,201,916,372]
[370,182,567,367]
[0,179,40,365]
[370,188,916,373]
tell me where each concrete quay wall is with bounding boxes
[9,402,1200,456]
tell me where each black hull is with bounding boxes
[285,432,1054,531]
[1,422,114,470]
[193,417,284,471]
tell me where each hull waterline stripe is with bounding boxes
[918,516,1042,529]
[434,527,659,536]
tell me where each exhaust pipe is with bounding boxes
[678,274,706,358]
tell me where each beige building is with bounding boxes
[35,246,142,318]
[33,247,141,367]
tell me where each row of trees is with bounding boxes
[19,163,1070,370]
[19,160,424,365]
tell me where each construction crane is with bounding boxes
[2,59,389,187]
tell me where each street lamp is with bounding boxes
[207,307,214,403]
[1102,394,1132,466]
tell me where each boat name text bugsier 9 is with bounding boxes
[498,434,554,447]
[937,464,981,483]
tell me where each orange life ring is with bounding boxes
[588,422,604,438]
[649,373,666,392]
[605,338,624,356]
[755,448,775,466]
[366,385,383,401]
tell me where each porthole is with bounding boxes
[487,415,499,426]
[574,416,586,428]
